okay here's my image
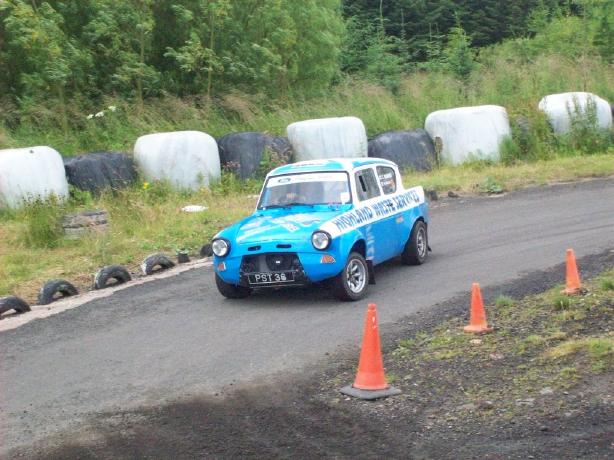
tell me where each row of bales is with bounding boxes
[1,91,612,208]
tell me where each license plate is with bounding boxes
[247,272,295,285]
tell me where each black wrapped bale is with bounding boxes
[368,129,436,172]
[64,152,136,194]
[217,132,293,179]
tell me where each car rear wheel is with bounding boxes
[215,273,251,299]
[401,220,428,265]
[331,252,369,301]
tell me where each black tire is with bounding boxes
[0,296,31,315]
[200,244,213,258]
[177,251,190,264]
[215,273,251,299]
[331,252,370,301]
[141,253,175,275]
[94,265,132,290]
[38,279,79,305]
[401,220,428,266]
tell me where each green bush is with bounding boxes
[559,95,614,154]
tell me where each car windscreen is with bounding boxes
[258,172,351,209]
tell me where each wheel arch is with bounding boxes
[350,238,366,258]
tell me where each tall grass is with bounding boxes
[20,198,65,249]
[2,51,612,158]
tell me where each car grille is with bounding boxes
[241,253,302,273]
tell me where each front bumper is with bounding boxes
[214,241,345,286]
[238,252,310,287]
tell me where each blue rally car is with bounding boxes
[211,158,430,301]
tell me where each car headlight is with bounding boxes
[311,231,331,250]
[212,238,230,257]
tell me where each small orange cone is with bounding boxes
[463,283,493,334]
[340,304,400,400]
[562,248,582,295]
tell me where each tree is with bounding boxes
[592,0,614,62]
[0,1,87,131]
[341,5,403,92]
[83,0,160,105]
[443,23,475,81]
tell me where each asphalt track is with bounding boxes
[2,178,614,455]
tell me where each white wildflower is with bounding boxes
[94,111,105,118]
[86,114,94,119]
[108,105,117,112]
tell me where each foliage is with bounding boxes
[20,197,65,249]
[257,147,288,179]
[479,177,505,194]
[442,24,475,82]
[495,295,515,308]
[341,0,569,62]
[552,294,571,310]
[560,94,614,154]
[600,279,614,291]
[341,11,404,92]
[0,0,344,109]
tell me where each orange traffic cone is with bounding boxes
[340,304,400,400]
[562,248,582,295]
[463,283,493,334]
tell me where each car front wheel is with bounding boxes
[215,273,251,299]
[331,252,369,301]
[401,220,428,265]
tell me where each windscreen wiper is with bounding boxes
[260,202,315,209]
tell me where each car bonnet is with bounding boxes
[234,209,343,245]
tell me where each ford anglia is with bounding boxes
[211,158,430,301]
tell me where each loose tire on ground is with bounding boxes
[401,220,428,266]
[200,244,213,258]
[141,253,175,275]
[94,265,132,290]
[0,296,31,315]
[38,279,79,305]
[331,251,369,301]
[215,273,251,299]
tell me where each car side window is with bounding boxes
[354,168,381,201]
[377,166,397,195]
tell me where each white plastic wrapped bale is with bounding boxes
[286,116,367,161]
[134,131,220,190]
[0,146,69,208]
[425,105,511,165]
[538,92,612,134]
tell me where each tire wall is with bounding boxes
[134,130,221,190]
[0,146,69,208]
[64,152,137,194]
[368,129,436,171]
[286,116,368,162]
[424,105,511,166]
[538,92,613,135]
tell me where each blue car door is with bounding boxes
[375,165,411,256]
[353,167,396,264]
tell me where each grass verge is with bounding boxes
[403,151,614,194]
[385,269,614,416]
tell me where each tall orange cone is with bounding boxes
[340,304,401,400]
[463,283,493,334]
[562,248,582,295]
